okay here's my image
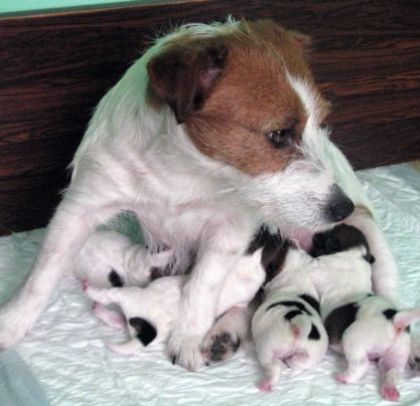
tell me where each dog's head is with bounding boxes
[147,19,354,233]
[310,224,375,264]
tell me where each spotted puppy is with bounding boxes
[252,242,328,392]
[74,229,174,288]
[85,248,265,360]
[310,224,420,402]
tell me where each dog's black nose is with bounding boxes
[326,186,355,222]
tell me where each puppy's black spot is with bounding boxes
[108,270,124,287]
[284,310,302,321]
[406,326,411,333]
[247,225,289,284]
[324,302,359,344]
[383,309,397,320]
[171,355,177,365]
[150,263,174,280]
[266,300,311,315]
[308,324,321,340]
[128,317,157,346]
[311,224,373,262]
[299,294,320,315]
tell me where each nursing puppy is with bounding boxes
[310,225,420,401]
[74,229,174,288]
[0,19,397,372]
[252,242,328,392]
[84,248,265,355]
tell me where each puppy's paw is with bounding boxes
[201,331,241,364]
[335,373,351,384]
[258,380,273,393]
[381,384,400,402]
[167,333,204,372]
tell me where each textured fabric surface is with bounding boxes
[0,163,419,405]
[0,350,49,406]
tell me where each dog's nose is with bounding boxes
[326,186,355,222]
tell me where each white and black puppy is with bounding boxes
[309,224,420,402]
[252,242,328,392]
[74,229,175,288]
[84,247,265,357]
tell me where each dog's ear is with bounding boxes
[147,40,228,123]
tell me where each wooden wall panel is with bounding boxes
[0,0,419,234]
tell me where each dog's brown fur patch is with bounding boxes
[148,20,330,175]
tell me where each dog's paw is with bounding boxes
[201,331,241,364]
[167,333,204,372]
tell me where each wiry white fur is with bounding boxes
[0,20,399,372]
[252,248,328,392]
[287,76,399,304]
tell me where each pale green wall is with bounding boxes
[0,0,168,15]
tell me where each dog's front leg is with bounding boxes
[167,223,252,371]
[0,195,119,349]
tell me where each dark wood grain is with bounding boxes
[0,0,419,234]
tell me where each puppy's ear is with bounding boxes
[147,40,228,123]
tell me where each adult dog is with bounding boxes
[0,19,398,371]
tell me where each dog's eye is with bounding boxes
[267,128,293,148]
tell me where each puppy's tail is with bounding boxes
[393,308,420,333]
[290,315,312,340]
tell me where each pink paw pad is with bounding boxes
[382,386,400,402]
[335,373,349,384]
[258,381,273,393]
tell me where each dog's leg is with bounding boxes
[258,360,286,392]
[201,306,252,364]
[335,325,370,384]
[167,222,252,371]
[379,334,410,402]
[92,302,126,330]
[0,196,119,349]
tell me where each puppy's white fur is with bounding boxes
[0,20,398,371]
[85,248,265,361]
[288,241,419,401]
[74,230,173,287]
[252,248,328,392]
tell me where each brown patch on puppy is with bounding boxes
[147,20,330,176]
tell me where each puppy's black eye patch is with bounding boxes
[129,317,157,346]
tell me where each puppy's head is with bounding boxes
[147,19,354,232]
[310,224,375,263]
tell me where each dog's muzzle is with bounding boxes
[326,185,355,222]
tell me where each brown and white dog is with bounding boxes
[0,19,398,371]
